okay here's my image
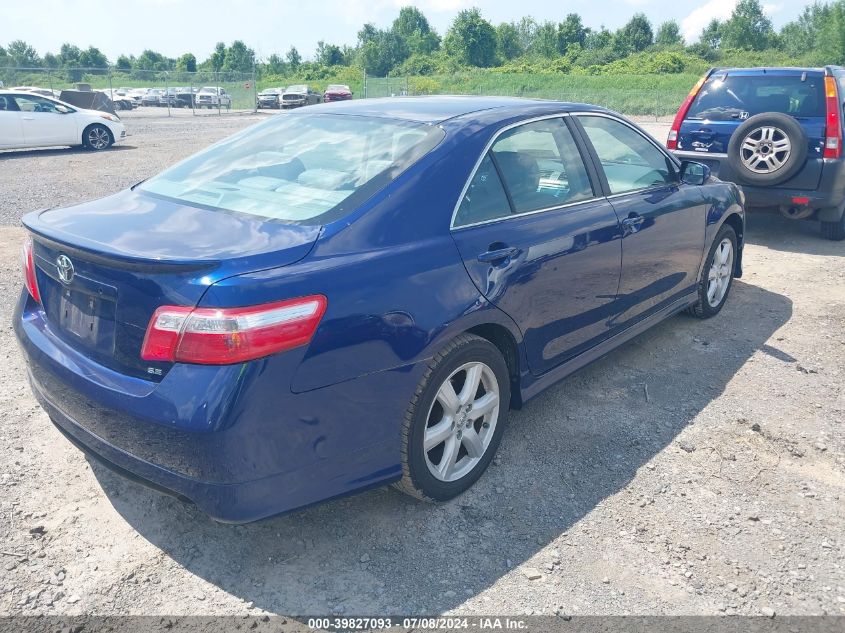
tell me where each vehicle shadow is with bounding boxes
[744,211,844,256]
[0,145,136,159]
[90,279,792,614]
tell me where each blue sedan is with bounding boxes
[15,97,745,522]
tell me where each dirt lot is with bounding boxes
[0,111,843,617]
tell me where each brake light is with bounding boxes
[21,236,40,303]
[141,295,327,365]
[667,73,709,150]
[824,76,842,159]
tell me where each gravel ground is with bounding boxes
[0,111,843,618]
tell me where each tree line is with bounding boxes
[1,0,843,80]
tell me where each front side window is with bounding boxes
[139,113,444,224]
[578,115,678,194]
[12,95,63,114]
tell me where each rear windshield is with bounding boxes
[139,113,444,224]
[686,74,825,121]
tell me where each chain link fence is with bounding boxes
[0,66,258,115]
[1,66,683,119]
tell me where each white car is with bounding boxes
[195,87,232,109]
[0,91,126,151]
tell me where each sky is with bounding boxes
[1,0,806,63]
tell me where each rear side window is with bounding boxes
[454,155,511,226]
[578,115,678,194]
[453,118,594,227]
[686,74,825,121]
[491,119,593,213]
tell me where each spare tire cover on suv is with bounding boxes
[727,112,808,186]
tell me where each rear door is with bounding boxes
[0,94,24,148]
[451,116,623,375]
[575,113,706,325]
[12,94,78,146]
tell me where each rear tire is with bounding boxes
[821,212,845,241]
[687,224,737,319]
[393,334,510,502]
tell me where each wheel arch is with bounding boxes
[719,210,745,278]
[465,323,523,409]
[81,122,114,147]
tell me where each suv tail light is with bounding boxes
[824,76,842,159]
[141,295,327,365]
[21,236,40,303]
[667,73,709,150]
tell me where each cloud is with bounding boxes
[762,2,783,15]
[681,0,737,42]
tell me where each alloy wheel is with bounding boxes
[424,361,500,483]
[87,127,110,150]
[707,238,734,307]
[739,126,791,174]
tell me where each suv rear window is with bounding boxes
[686,74,825,121]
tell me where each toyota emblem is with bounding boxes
[56,254,75,284]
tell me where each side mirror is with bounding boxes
[681,160,710,186]
[55,105,71,114]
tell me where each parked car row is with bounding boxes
[256,84,353,109]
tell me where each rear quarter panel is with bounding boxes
[200,123,526,394]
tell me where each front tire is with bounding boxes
[687,224,737,319]
[394,334,510,502]
[82,124,113,151]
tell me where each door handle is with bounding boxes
[21,116,34,120]
[477,246,519,264]
[621,214,645,236]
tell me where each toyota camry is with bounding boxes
[15,97,745,522]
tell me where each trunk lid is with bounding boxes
[24,189,320,380]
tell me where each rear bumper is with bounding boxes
[14,292,417,523]
[675,151,845,219]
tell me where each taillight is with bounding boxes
[667,73,709,150]
[141,295,327,365]
[21,236,40,303]
[824,76,842,159]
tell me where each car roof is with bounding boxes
[301,95,608,124]
[713,66,826,74]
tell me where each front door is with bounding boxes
[13,94,78,147]
[451,116,623,375]
[575,114,707,326]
